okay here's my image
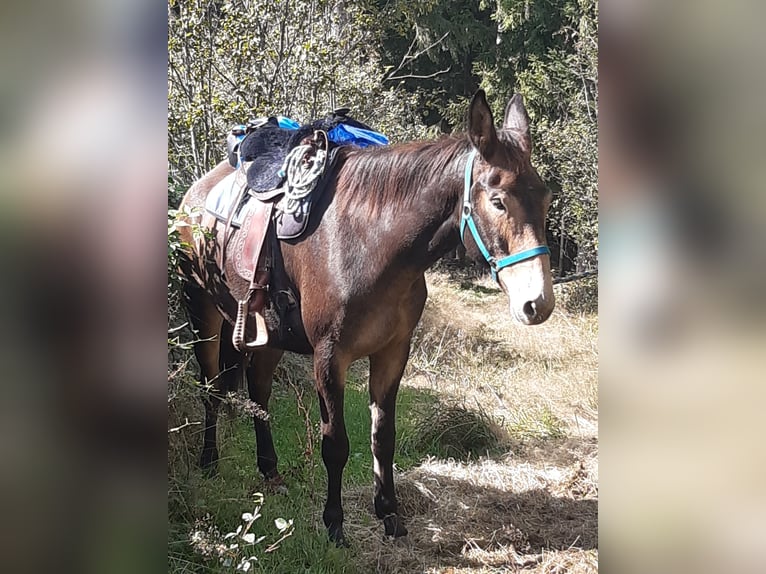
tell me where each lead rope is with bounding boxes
[277,131,328,215]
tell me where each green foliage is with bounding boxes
[376,0,497,127]
[168,0,429,191]
[168,206,205,330]
[167,209,185,293]
[489,0,599,267]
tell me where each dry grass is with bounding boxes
[346,267,598,573]
[407,268,598,441]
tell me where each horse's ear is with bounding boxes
[467,90,500,159]
[503,93,531,153]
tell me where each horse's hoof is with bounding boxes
[264,474,288,495]
[383,515,408,538]
[199,453,219,476]
[328,525,349,548]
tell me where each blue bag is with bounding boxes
[277,116,300,130]
[327,124,389,148]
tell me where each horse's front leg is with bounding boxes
[369,336,411,537]
[314,344,351,545]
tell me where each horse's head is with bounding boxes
[464,90,555,325]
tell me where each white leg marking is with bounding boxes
[370,403,383,481]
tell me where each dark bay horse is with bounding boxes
[176,90,554,544]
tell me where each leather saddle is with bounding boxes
[224,133,332,352]
[227,198,274,351]
[217,111,386,352]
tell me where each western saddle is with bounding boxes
[210,111,387,352]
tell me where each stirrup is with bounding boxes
[232,296,268,351]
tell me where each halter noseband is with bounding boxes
[460,149,550,281]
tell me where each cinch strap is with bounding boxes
[460,149,550,281]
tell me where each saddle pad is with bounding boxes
[204,166,250,228]
[241,123,296,193]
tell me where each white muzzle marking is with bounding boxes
[497,254,555,325]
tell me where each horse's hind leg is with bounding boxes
[369,336,411,538]
[184,283,239,472]
[245,348,284,482]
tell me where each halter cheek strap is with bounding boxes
[460,149,550,281]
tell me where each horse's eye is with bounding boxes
[491,198,506,212]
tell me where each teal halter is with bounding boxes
[460,149,550,281]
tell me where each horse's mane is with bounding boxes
[335,135,471,216]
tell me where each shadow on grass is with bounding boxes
[344,438,597,572]
[457,281,499,296]
[560,276,598,314]
[433,257,488,281]
[402,478,596,554]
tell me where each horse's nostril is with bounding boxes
[523,301,536,319]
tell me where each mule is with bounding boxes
[176,90,554,544]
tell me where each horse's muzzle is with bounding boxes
[515,293,554,325]
[497,258,555,325]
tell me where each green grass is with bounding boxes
[168,364,453,573]
[398,399,502,460]
[169,410,360,573]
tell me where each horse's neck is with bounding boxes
[349,143,465,270]
[418,179,464,266]
[406,147,465,266]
